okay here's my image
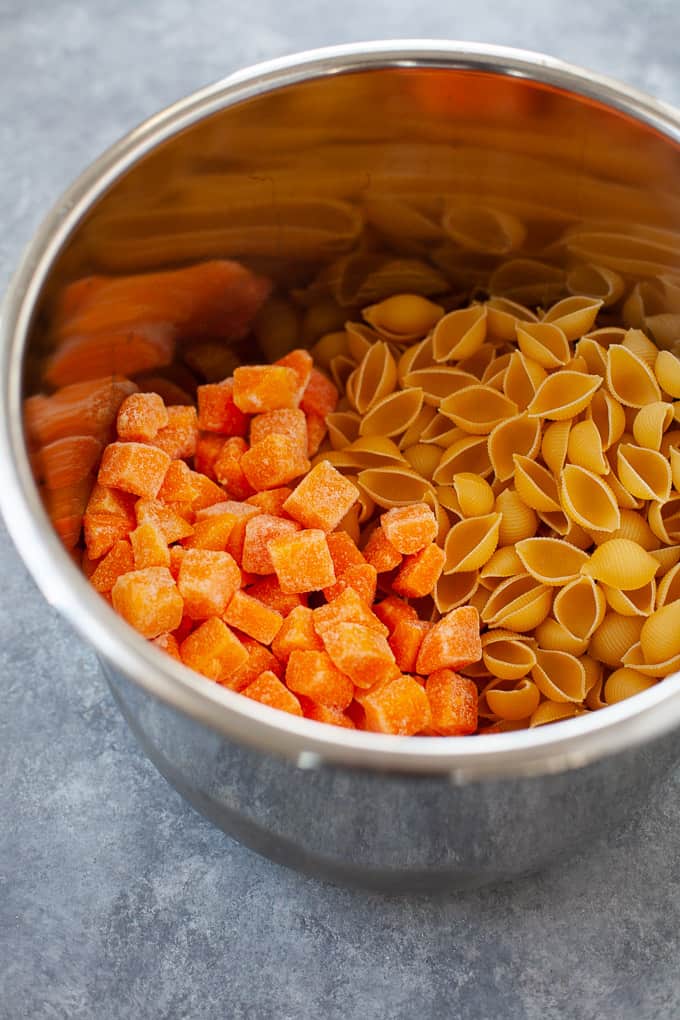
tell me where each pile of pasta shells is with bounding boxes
[307,291,680,730]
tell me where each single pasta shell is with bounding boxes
[403,443,442,479]
[479,546,525,588]
[359,387,424,438]
[495,488,539,545]
[534,618,588,656]
[655,349,680,399]
[648,496,680,544]
[310,330,349,370]
[560,465,620,533]
[602,468,642,511]
[650,544,680,575]
[433,570,480,613]
[513,455,561,513]
[536,509,571,536]
[606,345,662,408]
[349,341,397,414]
[604,667,656,704]
[541,420,572,476]
[433,435,493,483]
[440,385,518,435]
[443,513,502,573]
[345,321,377,361]
[457,344,497,380]
[567,419,609,475]
[488,413,542,482]
[362,294,444,342]
[481,574,553,633]
[516,537,589,586]
[432,304,487,362]
[640,600,680,663]
[527,370,602,421]
[326,411,361,450]
[482,630,537,680]
[601,578,656,617]
[452,472,495,517]
[443,204,527,256]
[616,443,672,502]
[583,326,628,348]
[516,321,571,369]
[566,264,625,307]
[669,447,680,492]
[357,466,434,508]
[580,538,658,591]
[575,337,608,377]
[530,701,582,727]
[330,354,356,392]
[397,335,434,382]
[419,412,461,446]
[399,404,437,449]
[485,297,539,342]
[542,296,603,340]
[563,519,594,550]
[553,576,607,641]
[503,351,548,410]
[588,612,644,667]
[656,562,680,607]
[621,641,680,678]
[482,351,514,388]
[346,436,405,467]
[594,507,659,550]
[403,367,478,407]
[486,679,541,721]
[622,328,659,369]
[587,389,626,450]
[531,649,587,703]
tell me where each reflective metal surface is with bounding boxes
[3,42,680,886]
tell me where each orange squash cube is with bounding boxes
[233,365,300,412]
[245,487,293,516]
[241,434,311,491]
[392,543,445,599]
[151,631,182,662]
[303,702,355,728]
[83,511,135,560]
[213,436,254,499]
[372,595,419,632]
[246,576,307,616]
[241,513,300,574]
[182,513,236,551]
[86,481,136,519]
[242,671,303,716]
[169,544,185,578]
[300,367,338,418]
[116,392,168,442]
[89,539,134,593]
[223,637,283,691]
[285,649,354,708]
[275,348,314,402]
[158,458,196,503]
[363,525,403,572]
[305,412,327,457]
[194,433,226,480]
[271,605,323,663]
[188,470,227,510]
[381,502,438,555]
[357,674,432,735]
[180,616,248,682]
[150,404,199,459]
[323,562,378,605]
[136,498,194,543]
[111,566,184,639]
[177,548,241,619]
[426,669,478,735]
[269,529,335,593]
[223,589,284,645]
[130,521,170,569]
[197,378,249,435]
[282,460,359,532]
[250,408,308,453]
[415,606,482,674]
[388,618,431,673]
[313,587,388,638]
[326,531,365,574]
[98,441,171,499]
[321,622,399,689]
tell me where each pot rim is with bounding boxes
[3,39,680,779]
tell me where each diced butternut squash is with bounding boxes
[381,502,438,555]
[223,589,283,645]
[313,587,388,638]
[323,562,378,605]
[177,548,241,619]
[182,513,237,551]
[130,521,170,569]
[136,498,194,543]
[357,675,432,735]
[241,513,300,574]
[98,441,171,498]
[285,649,354,708]
[282,460,359,532]
[89,539,135,593]
[245,487,293,516]
[241,434,311,490]
[213,436,254,499]
[197,378,249,435]
[392,543,445,598]
[388,618,431,673]
[242,671,303,715]
[149,405,198,459]
[426,669,478,735]
[194,433,226,481]
[250,408,308,453]
[151,631,182,662]
[303,702,355,728]
[116,391,169,441]
[372,595,418,632]
[415,606,482,674]
[363,525,403,572]
[321,622,399,688]
[246,576,307,616]
[268,528,335,593]
[111,566,184,639]
[223,637,283,691]
[180,616,248,682]
[275,348,314,402]
[299,367,338,418]
[271,606,323,663]
[233,365,300,412]
[157,459,196,503]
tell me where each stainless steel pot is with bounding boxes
[4,42,680,891]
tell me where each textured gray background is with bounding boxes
[2,2,680,1018]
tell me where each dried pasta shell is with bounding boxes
[348,342,397,414]
[606,344,661,407]
[616,443,672,502]
[632,402,673,450]
[495,488,539,545]
[440,385,518,435]
[359,387,424,438]
[534,618,588,656]
[575,337,607,377]
[542,296,603,340]
[601,578,656,617]
[332,254,449,307]
[588,612,644,667]
[640,600,680,663]
[655,350,680,399]
[362,294,444,343]
[468,584,492,617]
[513,456,561,513]
[648,496,680,545]
[432,305,487,362]
[650,545,680,574]
[670,447,680,492]
[541,420,571,476]
[622,328,659,369]
[345,436,406,468]
[403,443,442,480]
[489,259,566,306]
[399,404,438,449]
[435,485,463,517]
[485,298,539,342]
[420,414,463,446]
[357,465,434,508]
[443,204,526,255]
[553,576,606,641]
[343,476,375,524]
[567,420,608,475]
[433,570,480,613]
[480,546,524,588]
[601,468,642,512]
[403,367,478,407]
[563,520,594,550]
[326,411,361,449]
[482,630,537,681]
[452,473,495,517]
[433,435,493,483]
[457,344,497,380]
[582,656,604,697]
[516,321,571,369]
[585,669,606,711]
[527,370,601,420]
[531,649,587,703]
[443,513,502,573]
[536,509,571,537]
[581,538,658,591]
[604,668,656,704]
[423,490,451,545]
[330,354,356,391]
[621,641,680,678]
[314,449,362,472]
[566,264,625,307]
[583,327,628,348]
[503,352,548,410]
[486,679,541,721]
[593,507,658,550]
[482,351,514,388]
[516,537,589,586]
[481,574,553,633]
[586,390,626,450]
[311,331,350,370]
[530,701,582,727]
[488,413,542,482]
[656,562,680,607]
[560,465,620,532]
[345,321,378,361]
[397,336,434,382]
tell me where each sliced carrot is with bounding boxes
[40,435,102,489]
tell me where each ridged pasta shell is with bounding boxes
[516,321,571,369]
[531,649,587,703]
[348,342,397,414]
[660,429,680,458]
[489,259,566,306]
[440,385,518,435]
[468,584,492,617]
[582,655,604,696]
[481,574,553,633]
[616,443,672,502]
[621,328,659,369]
[433,570,480,613]
[655,350,680,399]
[345,436,406,468]
[503,351,548,410]
[606,344,662,407]
[527,370,601,420]
[585,668,606,710]
[541,420,571,476]
[601,467,642,511]
[423,490,452,546]
[479,546,524,588]
[650,544,680,574]
[534,618,589,656]
[332,254,449,307]
[457,344,497,380]
[513,455,561,513]
[588,612,644,667]
[310,330,349,370]
[553,576,606,641]
[357,466,434,508]
[452,473,495,517]
[640,600,680,663]
[362,294,444,343]
[313,449,362,472]
[632,402,673,450]
[530,701,583,727]
[345,321,378,361]
[359,387,424,438]
[536,509,571,536]
[443,513,502,573]
[542,296,603,341]
[403,443,442,479]
[648,496,680,544]
[495,488,539,545]
[575,337,608,377]
[486,679,541,721]
[443,204,527,255]
[435,485,463,516]
[586,390,626,450]
[432,305,487,362]
[363,195,443,248]
[593,507,658,550]
[669,448,680,492]
[397,336,434,382]
[566,264,625,307]
[656,562,680,607]
[481,351,514,387]
[563,519,594,550]
[403,367,478,407]
[516,537,589,586]
[420,415,463,447]
[330,354,356,391]
[432,435,493,483]
[601,578,656,617]
[560,465,620,533]
[485,297,539,342]
[482,630,537,681]
[580,538,658,591]
[583,326,628,348]
[326,411,361,450]
[399,405,438,448]
[621,640,680,678]
[604,668,656,703]
[486,414,540,484]
[567,420,608,475]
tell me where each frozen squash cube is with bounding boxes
[130,520,170,569]
[149,404,198,459]
[381,502,438,555]
[271,605,323,663]
[362,525,403,572]
[241,433,311,491]
[426,669,478,735]
[112,566,184,639]
[233,365,300,412]
[269,529,335,593]
[180,616,248,682]
[242,671,303,715]
[275,348,314,402]
[321,622,399,688]
[283,460,359,532]
[98,441,171,499]
[223,637,283,691]
[285,649,354,708]
[223,589,284,645]
[250,408,308,453]
[241,513,300,574]
[415,606,482,674]
[323,562,378,606]
[357,674,432,735]
[303,702,355,728]
[197,378,249,435]
[388,618,431,673]
[372,595,418,633]
[116,392,168,442]
[177,548,241,619]
[313,587,388,638]
[392,543,445,598]
[300,367,338,418]
[245,576,307,616]
[89,539,134,593]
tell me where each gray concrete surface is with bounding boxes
[2,2,680,1017]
